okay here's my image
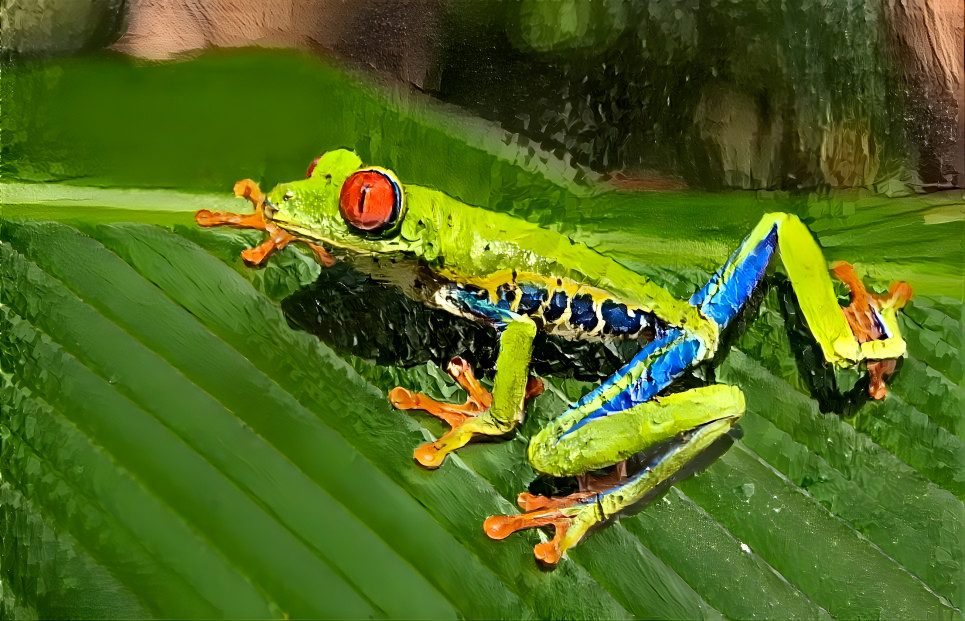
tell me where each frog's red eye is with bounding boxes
[339,169,403,232]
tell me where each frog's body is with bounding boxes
[282,179,713,340]
[196,149,913,564]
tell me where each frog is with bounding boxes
[195,149,913,565]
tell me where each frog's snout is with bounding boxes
[262,198,278,220]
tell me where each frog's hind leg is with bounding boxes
[516,462,626,512]
[195,179,335,266]
[692,212,912,397]
[486,385,744,564]
[487,326,743,563]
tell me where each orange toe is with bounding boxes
[484,508,576,566]
[879,281,913,309]
[517,491,596,511]
[233,178,266,206]
[414,442,447,469]
[525,377,545,399]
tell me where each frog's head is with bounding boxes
[265,149,411,257]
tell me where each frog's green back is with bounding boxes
[400,184,707,333]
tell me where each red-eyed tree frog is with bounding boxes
[196,149,913,564]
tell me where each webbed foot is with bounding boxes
[196,179,335,266]
[492,462,629,562]
[484,500,601,565]
[831,262,913,399]
[389,357,543,468]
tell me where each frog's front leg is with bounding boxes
[196,179,336,266]
[391,291,543,468]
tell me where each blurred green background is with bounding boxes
[2,0,962,191]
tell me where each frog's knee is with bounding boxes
[761,212,797,228]
[526,427,569,477]
[716,384,745,423]
[527,422,595,477]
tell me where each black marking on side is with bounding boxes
[458,284,488,301]
[517,284,548,315]
[569,293,599,330]
[600,300,642,336]
[543,290,568,322]
[496,284,517,310]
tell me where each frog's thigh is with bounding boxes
[528,384,745,477]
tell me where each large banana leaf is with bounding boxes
[1,51,962,619]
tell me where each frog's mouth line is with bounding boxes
[270,213,389,257]
[271,218,334,249]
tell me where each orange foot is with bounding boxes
[484,498,601,565]
[389,357,543,468]
[195,179,335,267]
[831,261,913,399]
[493,461,628,564]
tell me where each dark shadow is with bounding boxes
[281,261,901,417]
[772,276,874,415]
[281,262,894,544]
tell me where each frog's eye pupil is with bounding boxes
[339,169,402,232]
[358,188,368,213]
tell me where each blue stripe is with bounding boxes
[573,329,682,409]
[599,337,701,415]
[693,225,778,327]
[561,330,704,438]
